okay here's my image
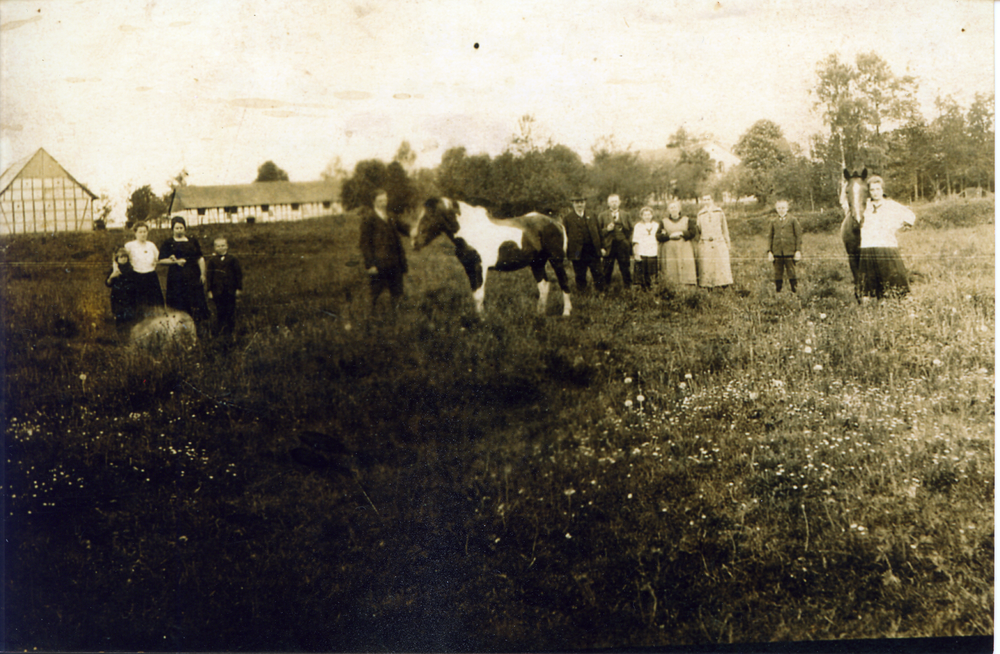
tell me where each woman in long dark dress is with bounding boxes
[123,221,165,319]
[158,216,210,328]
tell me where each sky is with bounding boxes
[0,0,994,223]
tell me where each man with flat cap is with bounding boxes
[561,195,606,292]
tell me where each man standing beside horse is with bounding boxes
[359,188,410,311]
[562,195,606,293]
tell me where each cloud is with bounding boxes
[334,91,373,101]
[119,24,140,32]
[0,15,42,32]
[230,98,290,109]
[1,123,24,132]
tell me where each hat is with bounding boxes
[571,195,586,202]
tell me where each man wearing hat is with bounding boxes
[561,194,606,292]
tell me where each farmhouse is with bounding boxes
[168,181,342,226]
[0,148,98,235]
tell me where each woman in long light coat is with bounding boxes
[695,194,733,287]
[657,200,698,287]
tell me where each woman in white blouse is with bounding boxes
[858,176,915,299]
[122,221,165,318]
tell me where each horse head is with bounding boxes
[841,168,868,229]
[412,197,461,251]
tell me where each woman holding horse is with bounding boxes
[858,176,915,299]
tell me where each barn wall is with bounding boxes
[179,201,341,227]
[0,176,94,235]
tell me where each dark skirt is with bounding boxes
[166,280,210,322]
[134,271,165,318]
[858,247,910,298]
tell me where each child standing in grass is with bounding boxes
[206,237,243,340]
[105,247,138,333]
[632,206,661,290]
[767,200,802,293]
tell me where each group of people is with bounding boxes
[562,192,795,294]
[358,177,916,309]
[106,216,243,340]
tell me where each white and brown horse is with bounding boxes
[410,198,573,316]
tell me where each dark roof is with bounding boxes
[169,181,340,212]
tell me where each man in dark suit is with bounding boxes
[359,189,410,309]
[597,193,634,288]
[562,195,606,292]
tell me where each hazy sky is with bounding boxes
[0,0,994,219]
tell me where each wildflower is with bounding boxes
[819,313,827,320]
[343,322,352,332]
[771,379,784,388]
[684,373,693,380]
[79,373,87,382]
[565,533,572,539]
[564,488,576,497]
[624,400,633,408]
[678,382,687,390]
[636,394,645,403]
[803,346,813,354]
[624,377,633,384]
[813,364,823,372]
[627,493,633,499]
[932,359,943,367]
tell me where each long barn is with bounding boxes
[168,181,342,226]
[0,148,98,235]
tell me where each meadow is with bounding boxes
[2,198,994,650]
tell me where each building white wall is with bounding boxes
[0,177,94,234]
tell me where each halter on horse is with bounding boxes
[410,197,573,316]
[840,168,868,299]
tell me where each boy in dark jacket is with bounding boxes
[106,247,139,333]
[206,237,243,339]
[767,200,802,292]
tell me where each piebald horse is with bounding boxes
[840,168,868,298]
[410,198,573,316]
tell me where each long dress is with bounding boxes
[695,206,733,287]
[123,239,164,318]
[159,237,210,321]
[657,215,697,286]
[858,197,915,298]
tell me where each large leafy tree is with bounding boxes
[255,160,290,182]
[587,138,652,208]
[733,119,791,206]
[125,185,168,229]
[340,160,388,211]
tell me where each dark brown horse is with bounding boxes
[840,168,868,298]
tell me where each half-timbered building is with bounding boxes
[168,181,341,226]
[0,148,98,235]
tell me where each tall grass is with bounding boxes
[2,209,993,650]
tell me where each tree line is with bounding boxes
[122,51,992,227]
[335,52,991,216]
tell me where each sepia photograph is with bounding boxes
[1,0,994,650]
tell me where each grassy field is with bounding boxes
[2,200,994,650]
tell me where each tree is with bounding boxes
[965,92,995,191]
[733,119,792,206]
[587,138,653,207]
[394,141,417,171]
[813,52,920,174]
[321,156,348,183]
[125,185,167,229]
[94,193,113,230]
[255,160,290,182]
[340,159,388,211]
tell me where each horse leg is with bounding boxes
[531,261,551,315]
[550,258,572,316]
[473,269,488,315]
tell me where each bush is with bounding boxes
[913,198,994,229]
